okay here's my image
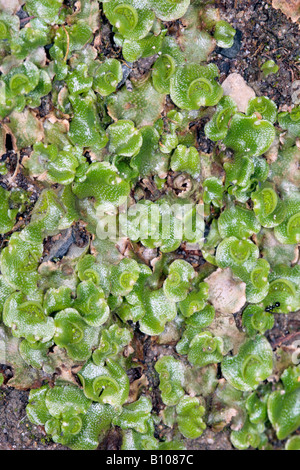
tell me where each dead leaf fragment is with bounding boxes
[206,268,246,354]
[272,0,300,23]
[206,268,246,315]
[0,0,23,14]
[222,73,255,113]
[127,374,148,403]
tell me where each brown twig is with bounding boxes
[62,25,70,62]
[19,16,35,24]
[119,60,131,68]
[272,331,300,348]
[8,152,20,185]
[253,42,264,57]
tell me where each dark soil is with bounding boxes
[0,0,299,451]
[0,388,68,450]
[213,0,300,108]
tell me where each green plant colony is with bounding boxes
[0,0,299,451]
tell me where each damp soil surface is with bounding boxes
[0,0,299,451]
